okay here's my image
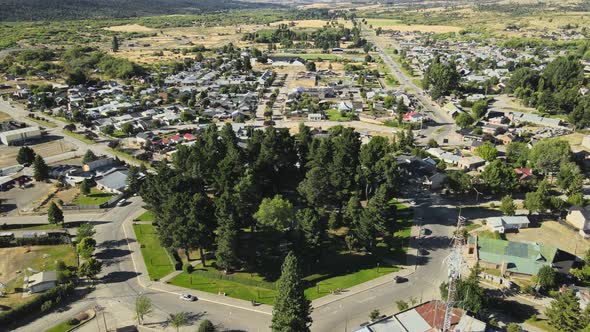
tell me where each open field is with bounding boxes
[71,188,114,206]
[0,139,76,168]
[0,111,12,121]
[103,24,155,33]
[134,210,155,222]
[133,223,174,280]
[506,221,589,257]
[0,245,76,310]
[364,18,462,33]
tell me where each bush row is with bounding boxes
[0,235,69,248]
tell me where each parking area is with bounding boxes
[0,180,55,216]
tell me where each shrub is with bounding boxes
[198,319,215,332]
[183,263,194,274]
[68,318,80,325]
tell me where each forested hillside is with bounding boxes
[0,0,278,21]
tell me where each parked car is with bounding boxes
[116,199,127,207]
[180,294,196,302]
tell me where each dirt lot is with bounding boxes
[0,139,76,169]
[505,221,590,257]
[0,181,55,216]
[0,245,76,310]
[0,111,11,121]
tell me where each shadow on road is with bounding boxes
[101,271,139,284]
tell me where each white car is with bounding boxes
[116,199,127,207]
[180,294,196,302]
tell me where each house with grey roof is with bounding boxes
[487,216,530,233]
[24,271,57,293]
[95,169,128,194]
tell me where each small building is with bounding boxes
[308,113,323,121]
[566,206,590,231]
[83,158,116,172]
[0,127,42,145]
[514,167,534,182]
[458,156,485,170]
[423,173,447,190]
[95,169,128,194]
[487,216,530,233]
[24,271,57,293]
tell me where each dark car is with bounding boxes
[393,276,408,283]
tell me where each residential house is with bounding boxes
[465,236,573,277]
[566,206,590,232]
[24,271,57,293]
[95,169,128,194]
[423,173,447,190]
[353,300,486,332]
[514,168,534,182]
[458,156,485,170]
[487,216,530,233]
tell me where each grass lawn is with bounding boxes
[463,223,482,232]
[45,320,80,332]
[326,109,352,121]
[73,188,114,206]
[476,230,504,240]
[170,264,399,305]
[63,130,95,144]
[134,210,155,222]
[133,223,174,280]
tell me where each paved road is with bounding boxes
[366,33,458,144]
[11,198,272,332]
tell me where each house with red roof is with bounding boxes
[170,135,183,144]
[514,168,534,182]
[183,133,195,141]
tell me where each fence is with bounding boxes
[191,270,277,290]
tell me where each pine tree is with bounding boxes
[112,35,119,52]
[271,252,312,332]
[33,155,49,181]
[80,179,90,195]
[215,191,240,272]
[82,149,98,164]
[48,201,64,226]
[16,146,36,165]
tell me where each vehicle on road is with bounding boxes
[483,195,492,200]
[180,294,196,301]
[116,199,127,207]
[393,276,407,283]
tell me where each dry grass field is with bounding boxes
[104,24,156,33]
[365,18,462,33]
[0,139,76,168]
[270,19,352,29]
[0,245,76,310]
[0,111,12,121]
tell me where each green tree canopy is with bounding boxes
[475,141,498,162]
[254,195,294,233]
[33,155,49,181]
[48,201,64,225]
[16,146,36,165]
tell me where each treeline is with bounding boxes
[141,123,414,278]
[242,24,367,50]
[507,56,589,128]
[0,0,278,22]
[0,46,143,82]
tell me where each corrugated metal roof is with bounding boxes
[476,236,557,275]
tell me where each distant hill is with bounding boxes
[0,0,280,22]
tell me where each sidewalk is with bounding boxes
[122,215,273,316]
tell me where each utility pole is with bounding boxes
[443,213,466,332]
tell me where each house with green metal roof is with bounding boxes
[466,236,573,277]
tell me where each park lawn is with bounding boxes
[326,109,352,121]
[63,130,95,144]
[170,272,278,304]
[134,210,155,222]
[45,320,79,332]
[73,188,114,206]
[304,265,399,301]
[133,223,174,280]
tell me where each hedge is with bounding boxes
[0,235,69,248]
[0,282,75,326]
